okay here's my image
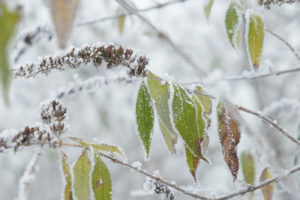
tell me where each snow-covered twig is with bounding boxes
[115,0,207,77]
[13,44,148,78]
[16,150,42,200]
[55,74,138,99]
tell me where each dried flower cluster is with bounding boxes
[14,44,149,78]
[258,0,297,8]
[144,178,174,200]
[0,99,67,152]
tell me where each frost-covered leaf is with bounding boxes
[193,95,209,157]
[92,153,112,200]
[194,86,212,129]
[147,71,178,154]
[50,0,80,48]
[172,83,204,157]
[260,168,274,200]
[185,147,200,182]
[241,150,255,185]
[118,14,126,35]
[136,81,154,157]
[246,11,264,69]
[204,0,214,19]
[217,103,240,179]
[225,2,242,49]
[71,138,126,159]
[0,3,21,103]
[73,150,91,200]
[61,152,73,200]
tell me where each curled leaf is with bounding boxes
[0,3,21,102]
[246,11,264,69]
[50,0,80,48]
[217,103,241,179]
[92,153,112,200]
[147,71,178,154]
[260,168,274,200]
[73,150,91,200]
[136,80,154,158]
[241,150,255,185]
[225,2,242,49]
[61,152,73,200]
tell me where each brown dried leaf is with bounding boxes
[217,103,240,179]
[50,0,80,48]
[260,168,274,200]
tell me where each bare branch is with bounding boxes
[223,66,300,81]
[115,0,207,77]
[76,0,193,27]
[265,29,300,61]
[216,164,300,199]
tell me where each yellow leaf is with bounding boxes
[50,0,80,48]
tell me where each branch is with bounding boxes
[265,29,300,61]
[76,0,193,27]
[235,105,300,146]
[216,164,300,199]
[62,141,300,200]
[223,66,300,81]
[55,74,138,99]
[115,0,207,77]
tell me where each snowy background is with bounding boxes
[1,0,300,199]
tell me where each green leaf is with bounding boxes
[92,153,112,200]
[241,150,255,185]
[70,137,126,160]
[118,14,126,35]
[147,71,178,154]
[185,147,200,182]
[194,86,212,128]
[136,81,154,157]
[260,168,274,200]
[0,3,21,103]
[204,0,214,19]
[193,95,209,158]
[61,152,73,200]
[225,2,242,49]
[73,150,91,200]
[247,11,264,69]
[172,83,202,157]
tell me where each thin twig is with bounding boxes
[216,164,300,200]
[16,150,42,200]
[76,0,192,27]
[115,0,207,77]
[236,105,300,146]
[62,141,300,200]
[223,66,300,81]
[265,28,300,61]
